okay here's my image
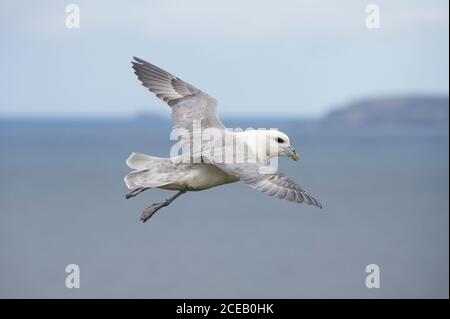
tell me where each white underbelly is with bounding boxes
[159,163,239,191]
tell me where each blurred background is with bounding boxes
[0,0,448,298]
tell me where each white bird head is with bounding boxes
[265,130,300,161]
[239,129,300,162]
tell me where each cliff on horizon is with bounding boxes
[322,96,449,130]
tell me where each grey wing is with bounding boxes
[132,56,225,131]
[213,161,322,208]
[247,169,323,208]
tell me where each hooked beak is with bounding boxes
[286,146,300,161]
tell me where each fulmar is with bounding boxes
[125,57,322,222]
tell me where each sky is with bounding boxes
[0,0,448,118]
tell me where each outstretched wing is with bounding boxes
[132,57,225,132]
[246,169,322,208]
[215,161,322,208]
[207,139,322,208]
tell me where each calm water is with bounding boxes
[0,119,448,298]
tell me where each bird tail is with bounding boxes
[126,152,158,170]
[124,153,186,189]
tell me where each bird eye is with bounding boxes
[276,137,285,143]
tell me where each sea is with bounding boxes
[0,118,448,298]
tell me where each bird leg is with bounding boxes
[140,190,187,223]
[125,187,149,199]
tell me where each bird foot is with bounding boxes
[126,187,150,200]
[125,193,135,199]
[138,190,186,223]
[140,203,164,223]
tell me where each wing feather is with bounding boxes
[212,159,322,208]
[131,57,224,131]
